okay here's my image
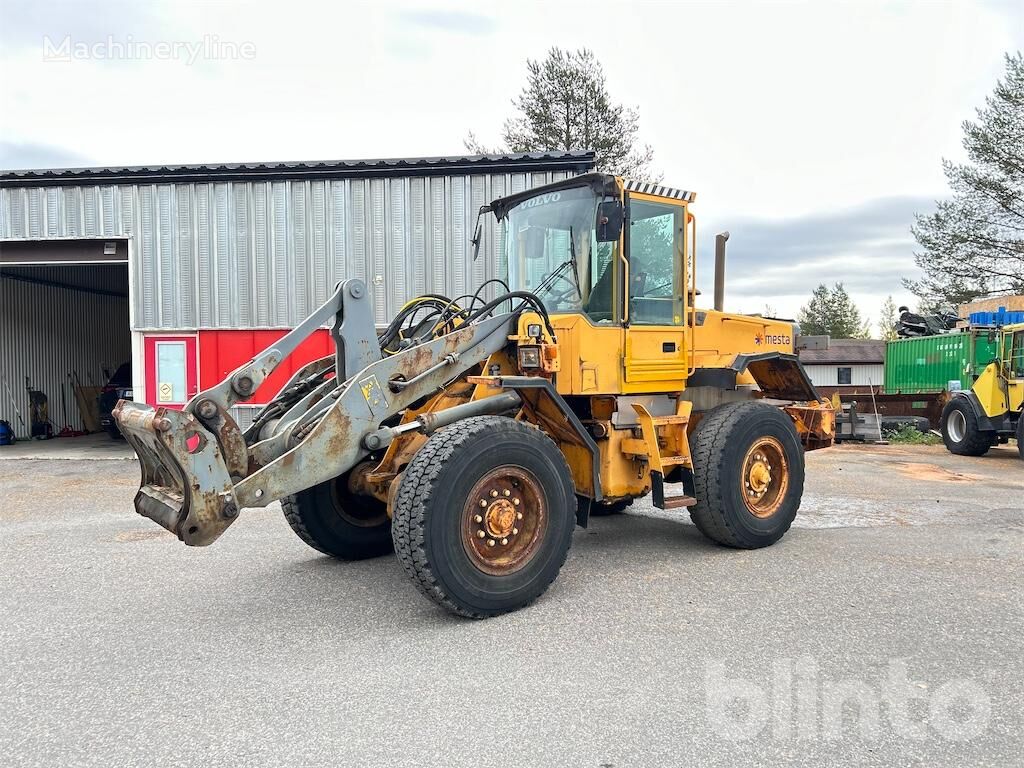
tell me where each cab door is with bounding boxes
[622,193,689,389]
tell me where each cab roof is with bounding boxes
[486,172,696,219]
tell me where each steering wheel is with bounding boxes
[541,273,582,308]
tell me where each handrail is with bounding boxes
[687,210,697,377]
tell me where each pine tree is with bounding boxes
[465,48,657,179]
[877,296,899,341]
[907,52,1024,306]
[797,283,871,338]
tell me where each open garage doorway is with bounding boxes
[0,239,132,451]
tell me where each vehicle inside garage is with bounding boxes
[0,239,131,444]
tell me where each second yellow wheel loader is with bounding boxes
[115,173,835,618]
[940,322,1023,460]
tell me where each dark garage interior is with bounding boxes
[0,240,131,441]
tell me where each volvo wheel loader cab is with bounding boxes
[115,173,834,618]
[940,322,1024,459]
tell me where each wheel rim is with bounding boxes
[462,466,548,576]
[740,437,789,519]
[948,409,967,443]
[330,476,388,528]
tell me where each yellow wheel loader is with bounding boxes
[115,173,834,618]
[940,322,1023,459]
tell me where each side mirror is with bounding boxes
[471,222,483,261]
[471,205,488,262]
[596,200,623,242]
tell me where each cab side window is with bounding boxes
[1011,331,1024,378]
[628,199,684,325]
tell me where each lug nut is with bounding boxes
[487,539,496,547]
[490,490,499,498]
[477,530,486,539]
[517,512,523,520]
[503,489,511,497]
[474,514,483,523]
[513,498,520,506]
[512,527,519,535]
[500,538,508,545]
[479,499,487,507]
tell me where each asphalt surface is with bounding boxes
[1,443,1021,767]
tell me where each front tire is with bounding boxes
[940,397,992,456]
[392,416,577,618]
[689,401,805,549]
[282,467,392,560]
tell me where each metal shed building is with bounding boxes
[0,151,594,436]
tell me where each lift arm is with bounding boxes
[115,279,518,547]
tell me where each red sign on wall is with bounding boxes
[197,329,334,405]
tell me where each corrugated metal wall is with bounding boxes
[0,268,131,436]
[803,363,885,388]
[0,171,569,330]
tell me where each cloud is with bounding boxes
[0,140,91,170]
[397,9,496,36]
[0,0,170,49]
[698,195,935,320]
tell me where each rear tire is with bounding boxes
[392,416,577,618]
[282,467,392,560]
[689,401,804,549]
[940,397,992,456]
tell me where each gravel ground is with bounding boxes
[0,443,1021,767]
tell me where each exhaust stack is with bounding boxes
[714,231,729,312]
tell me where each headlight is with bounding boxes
[527,323,542,339]
[518,346,541,369]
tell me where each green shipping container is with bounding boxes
[884,330,1000,394]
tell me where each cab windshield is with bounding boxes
[501,185,618,323]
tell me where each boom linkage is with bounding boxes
[114,279,519,546]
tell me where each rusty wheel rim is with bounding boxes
[462,466,548,576]
[741,437,789,518]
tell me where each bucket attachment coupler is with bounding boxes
[115,278,518,546]
[115,401,237,546]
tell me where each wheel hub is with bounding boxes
[463,467,546,576]
[748,460,772,493]
[484,498,517,539]
[741,438,789,519]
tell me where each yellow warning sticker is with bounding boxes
[359,374,389,416]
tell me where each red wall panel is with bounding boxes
[198,329,333,405]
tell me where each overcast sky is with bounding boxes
[1,0,1021,328]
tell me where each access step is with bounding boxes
[661,494,697,510]
[650,471,696,511]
